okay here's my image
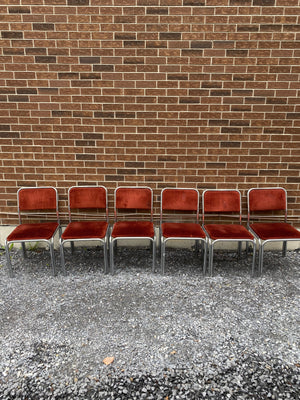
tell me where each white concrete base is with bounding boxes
[1,225,299,251]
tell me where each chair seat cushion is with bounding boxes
[162,222,206,239]
[204,224,254,241]
[111,221,154,238]
[7,222,59,242]
[61,221,108,240]
[250,222,300,240]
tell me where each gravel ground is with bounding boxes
[0,245,299,399]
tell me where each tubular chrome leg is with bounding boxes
[208,241,214,276]
[5,242,13,278]
[282,241,287,257]
[161,240,165,274]
[238,242,242,259]
[21,242,27,259]
[195,239,200,254]
[71,241,75,255]
[246,241,249,257]
[203,240,207,275]
[152,238,156,273]
[103,239,108,274]
[49,239,56,277]
[60,241,66,276]
[251,241,256,277]
[110,238,115,275]
[260,243,264,275]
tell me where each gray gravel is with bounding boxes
[0,245,299,399]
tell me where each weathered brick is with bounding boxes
[0,1,299,225]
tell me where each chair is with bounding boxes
[110,186,156,274]
[202,189,256,276]
[160,188,207,274]
[247,187,300,275]
[60,186,109,274]
[5,187,60,277]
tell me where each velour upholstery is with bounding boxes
[18,187,57,211]
[204,224,254,241]
[7,222,59,242]
[248,188,286,212]
[203,190,241,213]
[162,189,198,211]
[62,221,108,240]
[115,187,152,210]
[162,222,205,239]
[69,187,107,209]
[250,222,300,241]
[111,221,154,238]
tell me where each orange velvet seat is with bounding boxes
[160,188,207,274]
[203,189,256,276]
[161,222,206,239]
[5,187,60,277]
[60,186,109,274]
[7,222,59,242]
[110,186,156,274]
[61,221,108,240]
[111,221,154,238]
[250,222,300,241]
[204,224,254,241]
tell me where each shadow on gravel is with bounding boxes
[0,247,299,399]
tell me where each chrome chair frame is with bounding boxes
[203,189,256,276]
[109,186,156,274]
[160,188,207,274]
[59,186,109,274]
[5,186,60,277]
[247,187,300,275]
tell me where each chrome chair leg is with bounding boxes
[203,241,207,275]
[282,241,287,257]
[110,239,115,275]
[103,240,108,274]
[21,242,27,258]
[5,242,14,278]
[60,241,66,276]
[251,241,256,277]
[152,238,156,273]
[49,239,56,277]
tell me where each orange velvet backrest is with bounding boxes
[162,189,199,211]
[248,188,286,212]
[18,187,57,211]
[203,190,241,214]
[69,186,107,209]
[115,187,152,210]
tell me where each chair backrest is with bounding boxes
[17,187,59,223]
[68,186,108,221]
[161,188,199,223]
[247,187,287,222]
[114,186,153,221]
[202,189,242,224]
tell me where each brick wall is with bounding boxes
[0,0,299,225]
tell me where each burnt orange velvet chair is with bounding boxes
[110,186,156,274]
[203,189,256,276]
[247,187,300,274]
[60,186,109,274]
[160,188,207,274]
[5,187,60,277]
